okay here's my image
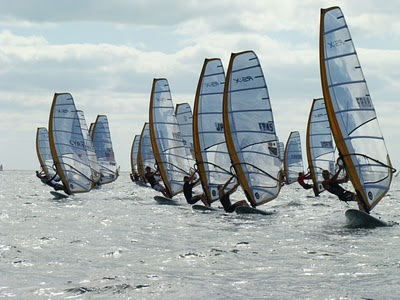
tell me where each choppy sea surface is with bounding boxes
[1,170,399,299]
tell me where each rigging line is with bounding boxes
[195,161,233,175]
[230,162,280,183]
[159,161,191,175]
[60,162,94,183]
[340,153,396,173]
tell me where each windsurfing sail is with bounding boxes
[91,115,119,184]
[223,51,281,206]
[306,98,335,194]
[320,6,394,210]
[283,131,304,184]
[77,110,101,185]
[175,103,195,157]
[36,127,56,178]
[193,58,235,202]
[149,78,192,197]
[137,122,156,182]
[48,93,93,194]
[130,134,140,175]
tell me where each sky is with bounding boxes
[0,0,399,172]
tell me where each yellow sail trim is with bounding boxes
[48,93,72,195]
[320,6,369,208]
[192,58,215,202]
[223,51,256,206]
[36,127,49,177]
[148,78,173,197]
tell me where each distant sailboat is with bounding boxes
[91,115,119,184]
[149,78,192,198]
[130,134,140,176]
[306,98,335,194]
[48,93,93,194]
[320,6,395,212]
[223,51,282,207]
[283,131,304,184]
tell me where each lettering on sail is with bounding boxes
[172,132,182,140]
[215,123,224,132]
[234,76,253,84]
[327,40,344,48]
[258,122,274,132]
[356,96,373,108]
[320,141,333,148]
[204,81,219,88]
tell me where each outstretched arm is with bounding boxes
[222,175,235,190]
[227,182,240,196]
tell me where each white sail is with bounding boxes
[320,6,394,210]
[306,98,335,194]
[48,93,93,194]
[130,135,140,174]
[223,51,281,206]
[193,58,235,202]
[77,110,101,185]
[149,78,192,197]
[175,103,194,157]
[36,127,56,178]
[92,115,119,184]
[138,123,156,182]
[284,131,304,184]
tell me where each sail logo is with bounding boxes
[356,96,372,108]
[258,122,274,132]
[254,192,260,199]
[205,81,219,88]
[57,109,68,114]
[320,141,333,148]
[368,191,373,200]
[69,139,85,149]
[155,97,166,102]
[327,40,344,48]
[215,123,224,132]
[234,76,253,84]
[290,154,302,159]
[172,132,182,140]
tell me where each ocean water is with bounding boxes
[1,170,399,299]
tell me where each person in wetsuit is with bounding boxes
[217,175,249,213]
[130,172,140,182]
[36,170,71,194]
[183,172,209,206]
[298,172,318,196]
[321,165,369,213]
[144,166,170,198]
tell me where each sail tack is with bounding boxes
[193,58,234,202]
[48,93,93,194]
[223,51,281,206]
[149,78,192,197]
[320,6,393,210]
[92,115,119,184]
[306,98,335,194]
[284,131,304,184]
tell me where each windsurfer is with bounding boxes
[298,172,318,196]
[145,166,170,198]
[130,172,140,182]
[36,170,70,195]
[183,172,209,206]
[217,175,249,213]
[321,165,369,213]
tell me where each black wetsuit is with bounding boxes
[326,182,355,202]
[145,173,157,187]
[219,193,235,213]
[183,181,202,204]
